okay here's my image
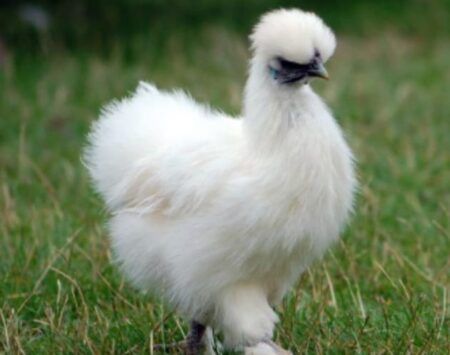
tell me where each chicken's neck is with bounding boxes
[243,58,328,154]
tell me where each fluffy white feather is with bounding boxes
[85,8,356,352]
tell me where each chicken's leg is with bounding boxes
[185,320,207,354]
[152,320,208,354]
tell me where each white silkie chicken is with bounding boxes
[85,8,356,354]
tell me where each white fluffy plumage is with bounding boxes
[85,8,356,353]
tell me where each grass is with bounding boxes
[1,15,450,355]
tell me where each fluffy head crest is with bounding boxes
[250,9,336,64]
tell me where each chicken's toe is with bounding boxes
[245,340,292,355]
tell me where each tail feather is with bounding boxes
[84,82,237,213]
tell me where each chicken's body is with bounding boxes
[85,9,356,353]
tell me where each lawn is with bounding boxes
[1,2,449,354]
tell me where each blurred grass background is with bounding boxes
[1,0,449,353]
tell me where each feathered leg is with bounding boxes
[216,284,291,354]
